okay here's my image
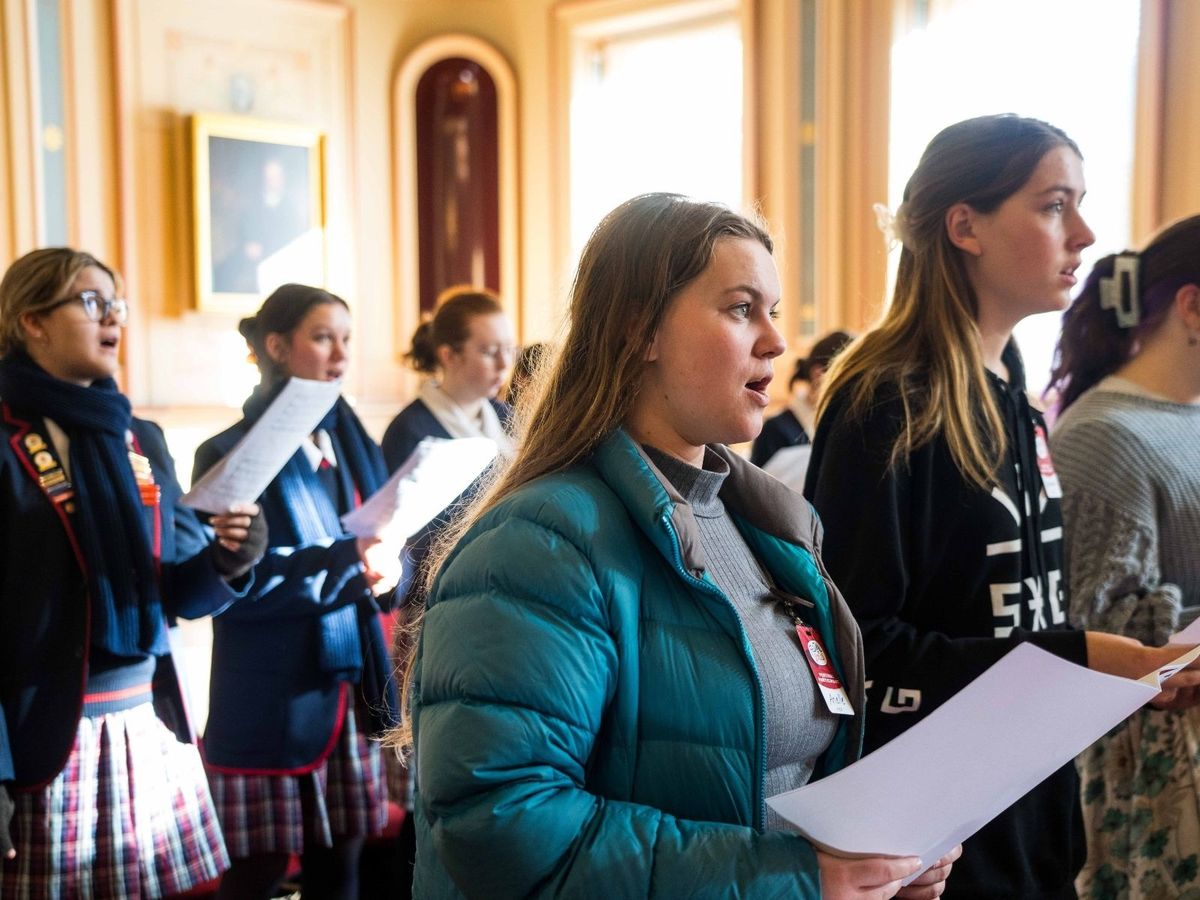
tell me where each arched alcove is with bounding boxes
[393,35,519,356]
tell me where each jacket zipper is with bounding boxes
[659,510,771,831]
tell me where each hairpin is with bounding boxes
[1098,253,1140,329]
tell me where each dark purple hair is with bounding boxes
[1051,214,1200,411]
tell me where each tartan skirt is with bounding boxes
[0,701,229,899]
[207,703,388,858]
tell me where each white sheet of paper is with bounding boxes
[181,377,342,514]
[340,436,497,541]
[767,641,1200,884]
[1170,614,1200,644]
[761,444,812,493]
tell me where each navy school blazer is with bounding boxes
[0,403,244,789]
[195,421,397,773]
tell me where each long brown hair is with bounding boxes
[1051,214,1200,411]
[819,114,1081,489]
[387,193,773,752]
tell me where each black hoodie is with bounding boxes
[805,342,1086,899]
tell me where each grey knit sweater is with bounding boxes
[645,446,838,830]
[1050,377,1200,645]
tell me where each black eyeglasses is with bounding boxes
[47,291,129,325]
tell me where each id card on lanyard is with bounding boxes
[771,588,854,716]
[796,624,854,716]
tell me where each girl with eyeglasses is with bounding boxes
[0,247,265,897]
[379,287,517,889]
[381,287,515,606]
[195,283,401,900]
[382,287,515,475]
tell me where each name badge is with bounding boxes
[1033,425,1062,499]
[795,624,854,716]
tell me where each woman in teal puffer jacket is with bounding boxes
[392,194,959,898]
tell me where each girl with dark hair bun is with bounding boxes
[1049,214,1200,897]
[381,287,515,607]
[382,286,515,472]
[381,288,518,886]
[750,330,853,467]
[806,116,1200,898]
[0,247,265,897]
[194,283,400,900]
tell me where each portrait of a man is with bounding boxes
[192,115,325,311]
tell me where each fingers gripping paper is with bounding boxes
[767,641,1200,885]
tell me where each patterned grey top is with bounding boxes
[1050,377,1200,645]
[645,446,838,830]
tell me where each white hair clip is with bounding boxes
[1098,253,1140,329]
[873,202,898,249]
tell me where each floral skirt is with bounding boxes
[0,702,228,899]
[1076,704,1200,900]
[206,703,388,858]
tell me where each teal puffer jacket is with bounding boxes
[412,431,866,898]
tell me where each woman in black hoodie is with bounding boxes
[805,114,1200,899]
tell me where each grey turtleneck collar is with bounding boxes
[641,445,728,519]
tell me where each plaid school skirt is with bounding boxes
[207,703,388,858]
[0,701,229,899]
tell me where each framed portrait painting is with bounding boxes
[191,114,326,314]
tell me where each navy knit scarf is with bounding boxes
[0,352,167,657]
[242,379,396,731]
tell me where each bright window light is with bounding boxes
[569,13,743,265]
[889,0,1141,391]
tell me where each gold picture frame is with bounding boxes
[191,113,326,314]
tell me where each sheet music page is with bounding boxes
[181,377,342,514]
[340,436,498,541]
